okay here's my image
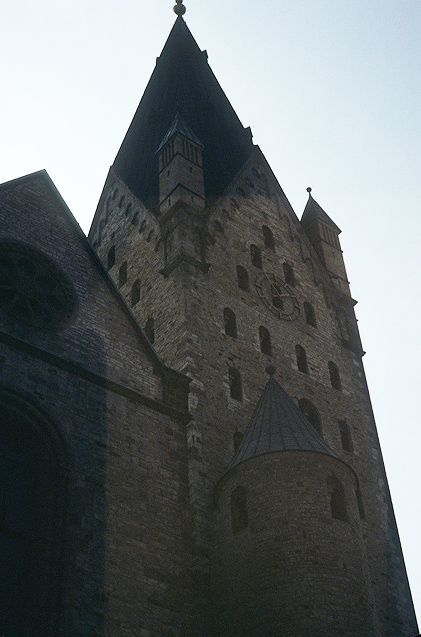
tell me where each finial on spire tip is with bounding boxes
[266,366,276,377]
[174,0,186,15]
[306,187,312,194]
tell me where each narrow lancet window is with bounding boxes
[328,361,342,390]
[145,317,155,344]
[119,261,127,287]
[327,476,348,522]
[262,225,275,250]
[250,245,262,269]
[298,399,322,436]
[295,345,309,375]
[224,308,237,338]
[339,421,353,452]
[107,246,115,270]
[283,262,295,286]
[304,302,317,327]
[131,280,140,307]
[237,266,249,291]
[229,368,242,401]
[259,327,272,355]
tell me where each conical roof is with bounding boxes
[226,373,337,472]
[301,192,341,233]
[112,16,254,211]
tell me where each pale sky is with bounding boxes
[1,0,420,622]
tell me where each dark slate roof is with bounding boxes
[301,193,341,233]
[156,112,204,154]
[112,16,254,212]
[226,374,337,472]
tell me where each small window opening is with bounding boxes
[250,244,262,269]
[145,317,155,344]
[131,280,140,307]
[107,246,115,270]
[237,266,249,291]
[259,327,272,355]
[233,431,244,453]
[339,421,353,452]
[224,308,237,338]
[283,262,295,286]
[262,225,275,250]
[229,368,242,401]
[295,345,309,375]
[328,361,342,390]
[298,399,322,436]
[304,302,317,327]
[231,486,248,534]
[327,476,348,522]
[118,261,127,287]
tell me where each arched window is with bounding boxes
[283,262,295,286]
[327,476,348,522]
[224,308,237,338]
[233,431,244,453]
[328,361,342,390]
[298,399,322,436]
[118,261,127,287]
[250,244,262,269]
[295,345,309,375]
[231,486,248,534]
[339,421,353,452]
[0,392,67,636]
[229,368,242,401]
[107,246,115,270]
[145,317,155,344]
[262,225,275,250]
[237,265,249,291]
[131,280,140,307]
[304,302,317,327]
[259,326,272,355]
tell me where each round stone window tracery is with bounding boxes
[0,241,77,330]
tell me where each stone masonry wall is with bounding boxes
[90,153,417,635]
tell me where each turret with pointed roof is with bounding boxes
[213,371,379,637]
[300,189,351,296]
[112,16,253,212]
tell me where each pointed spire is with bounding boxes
[226,372,336,473]
[112,16,253,211]
[301,188,341,233]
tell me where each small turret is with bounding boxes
[157,113,205,215]
[212,370,379,637]
[301,188,350,296]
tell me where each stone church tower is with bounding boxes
[88,8,418,637]
[0,4,417,637]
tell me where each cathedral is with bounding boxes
[0,3,418,636]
